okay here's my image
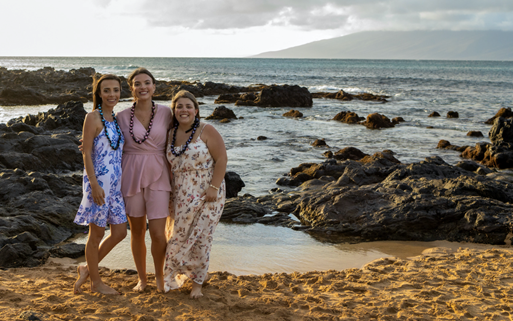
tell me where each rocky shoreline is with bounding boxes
[1,67,513,269]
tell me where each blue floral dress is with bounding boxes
[74,121,127,227]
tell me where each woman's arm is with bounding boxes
[82,112,105,206]
[202,124,227,202]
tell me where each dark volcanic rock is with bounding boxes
[215,93,241,104]
[224,171,245,198]
[392,117,405,124]
[362,113,395,129]
[226,153,513,244]
[333,147,369,161]
[0,67,268,106]
[0,67,95,106]
[455,160,492,175]
[461,117,513,169]
[221,194,300,227]
[312,90,389,102]
[0,102,84,172]
[437,140,469,152]
[467,131,484,137]
[205,106,237,120]
[236,85,312,108]
[221,194,269,222]
[332,111,364,124]
[447,111,459,118]
[275,152,396,188]
[485,107,513,125]
[428,112,441,117]
[8,101,86,131]
[0,86,48,105]
[49,242,85,259]
[0,243,43,268]
[283,110,303,118]
[489,117,513,146]
[268,155,513,244]
[311,139,328,147]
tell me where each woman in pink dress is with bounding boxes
[164,90,227,298]
[116,68,172,292]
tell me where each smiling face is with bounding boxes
[174,97,198,126]
[99,79,121,109]
[131,73,155,101]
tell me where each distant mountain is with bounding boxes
[252,30,513,60]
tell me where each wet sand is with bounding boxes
[71,223,506,276]
[1,247,512,320]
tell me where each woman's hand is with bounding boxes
[78,138,84,153]
[91,183,106,206]
[205,186,218,202]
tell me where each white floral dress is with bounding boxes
[163,124,226,291]
[74,121,127,227]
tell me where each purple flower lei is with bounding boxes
[129,101,155,144]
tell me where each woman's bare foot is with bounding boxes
[73,265,89,294]
[133,280,147,292]
[156,275,165,293]
[190,282,203,299]
[91,282,120,295]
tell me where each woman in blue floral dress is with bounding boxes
[73,74,127,295]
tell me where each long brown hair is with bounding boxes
[171,90,200,126]
[92,74,121,110]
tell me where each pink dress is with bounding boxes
[163,125,226,291]
[117,104,172,197]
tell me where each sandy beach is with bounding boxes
[0,247,512,321]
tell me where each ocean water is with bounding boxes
[1,57,512,274]
[2,57,512,196]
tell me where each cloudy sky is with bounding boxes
[2,0,513,57]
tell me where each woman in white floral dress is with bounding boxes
[164,90,227,298]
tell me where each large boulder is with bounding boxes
[205,106,237,120]
[333,147,369,161]
[460,117,513,169]
[8,101,87,132]
[332,111,364,124]
[489,117,513,146]
[224,171,245,198]
[269,155,513,244]
[362,113,395,129]
[0,168,84,268]
[485,107,513,125]
[0,102,84,172]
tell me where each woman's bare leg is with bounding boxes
[148,218,167,292]
[85,223,119,294]
[74,223,127,293]
[128,215,148,292]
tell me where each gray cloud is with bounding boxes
[132,0,513,31]
[91,0,113,8]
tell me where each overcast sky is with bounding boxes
[2,0,513,57]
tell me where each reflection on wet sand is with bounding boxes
[72,222,506,275]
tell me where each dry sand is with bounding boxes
[1,247,512,321]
